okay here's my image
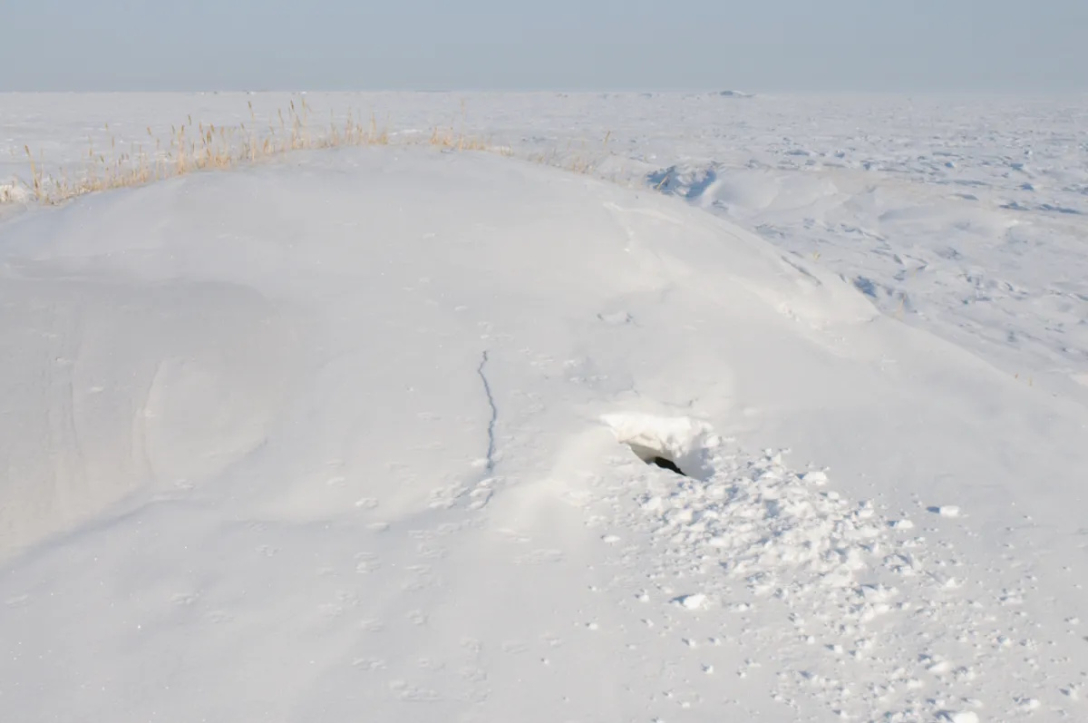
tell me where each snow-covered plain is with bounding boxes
[1,93,1087,722]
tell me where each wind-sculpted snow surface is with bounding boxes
[1,148,1086,722]
[648,161,1088,404]
[4,92,1084,398]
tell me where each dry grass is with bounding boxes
[526,134,613,177]
[12,97,508,205]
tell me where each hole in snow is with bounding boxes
[602,413,718,481]
[648,455,686,476]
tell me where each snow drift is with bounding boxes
[1,148,1085,722]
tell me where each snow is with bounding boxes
[1,94,1087,722]
[0,181,28,204]
[940,712,980,723]
[4,92,1085,397]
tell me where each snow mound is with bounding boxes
[1,147,1085,723]
[0,148,879,560]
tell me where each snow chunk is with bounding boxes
[673,594,708,610]
[602,412,717,480]
[939,712,980,723]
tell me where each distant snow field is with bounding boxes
[1,93,1086,722]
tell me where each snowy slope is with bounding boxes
[649,162,1088,406]
[4,91,1086,396]
[1,147,1086,723]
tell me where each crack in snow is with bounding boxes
[477,350,498,475]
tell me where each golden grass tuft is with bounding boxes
[8,97,620,206]
[11,97,502,205]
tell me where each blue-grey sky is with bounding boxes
[1,0,1085,92]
